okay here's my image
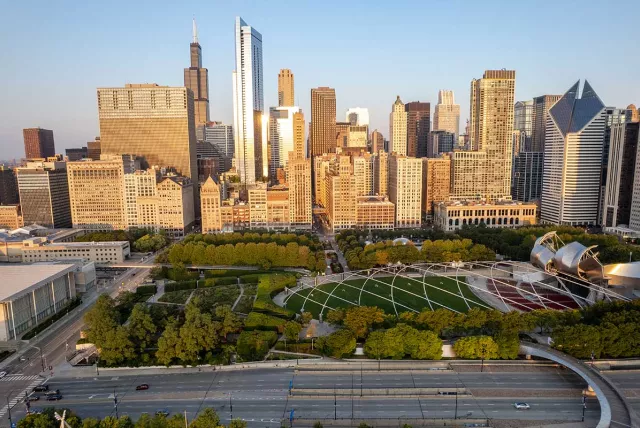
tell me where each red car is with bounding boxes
[136,384,149,390]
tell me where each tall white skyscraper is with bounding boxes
[232,17,264,186]
[540,80,606,225]
[433,90,460,137]
[346,108,370,126]
[389,96,407,155]
[268,106,301,180]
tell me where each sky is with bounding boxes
[1,0,639,160]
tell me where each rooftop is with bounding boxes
[437,200,537,208]
[0,263,77,302]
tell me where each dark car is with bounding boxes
[33,385,49,392]
[155,409,169,417]
[45,394,63,401]
[24,395,39,402]
[136,384,149,391]
[44,389,61,395]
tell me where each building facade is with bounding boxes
[531,95,562,152]
[287,141,312,229]
[0,205,22,229]
[371,130,385,153]
[356,196,395,230]
[512,151,544,202]
[389,155,422,228]
[0,166,19,205]
[433,90,460,137]
[602,122,639,228]
[310,87,337,156]
[405,102,430,157]
[278,69,294,107]
[156,176,195,238]
[200,176,222,233]
[346,108,370,127]
[21,240,130,265]
[513,100,533,152]
[268,106,302,181]
[389,96,407,155]
[184,19,210,128]
[87,137,101,161]
[65,147,87,161]
[16,160,71,228]
[23,128,55,160]
[434,200,537,232]
[67,158,126,230]
[374,150,389,197]
[325,156,357,231]
[540,81,606,225]
[429,131,455,157]
[422,155,451,217]
[97,84,198,186]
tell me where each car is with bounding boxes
[155,409,170,417]
[514,402,531,410]
[0,371,6,379]
[136,384,149,390]
[45,394,63,401]
[45,389,61,396]
[24,395,39,402]
[33,385,49,392]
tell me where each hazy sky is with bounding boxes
[1,0,639,159]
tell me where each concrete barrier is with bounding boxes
[291,387,469,397]
[293,418,489,427]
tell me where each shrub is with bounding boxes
[136,285,157,295]
[236,330,278,361]
[244,312,287,332]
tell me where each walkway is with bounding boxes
[231,281,245,311]
[520,342,639,428]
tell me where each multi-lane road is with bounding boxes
[6,367,604,426]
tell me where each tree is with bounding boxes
[228,419,248,428]
[494,333,519,360]
[17,414,56,428]
[99,416,134,428]
[321,329,356,358]
[313,422,324,428]
[283,321,302,342]
[156,318,181,366]
[415,308,455,336]
[551,325,603,359]
[84,294,119,347]
[237,330,278,361]
[453,336,499,360]
[325,308,346,325]
[128,304,156,351]
[300,311,313,325]
[82,419,101,428]
[215,305,243,337]
[178,301,221,363]
[408,330,442,360]
[344,306,385,339]
[190,409,221,428]
[363,331,386,360]
[100,326,135,366]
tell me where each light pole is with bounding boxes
[96,356,100,376]
[230,392,233,421]
[454,384,458,420]
[113,389,119,419]
[480,343,487,373]
[582,393,586,422]
[6,392,12,427]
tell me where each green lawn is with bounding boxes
[283,275,488,318]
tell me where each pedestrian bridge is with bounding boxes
[520,342,638,428]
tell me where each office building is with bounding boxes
[184,19,210,129]
[21,239,130,265]
[599,108,631,224]
[123,169,159,229]
[65,147,87,161]
[335,122,350,149]
[371,130,385,153]
[405,102,430,157]
[0,166,19,205]
[23,128,56,160]
[514,100,533,152]
[201,176,222,233]
[278,69,294,107]
[287,126,312,229]
[429,131,455,157]
[156,176,195,238]
[422,155,451,217]
[389,96,407,155]
[346,108,370,127]
[452,70,515,201]
[433,90,460,137]
[0,263,79,341]
[87,137,101,161]
[540,81,606,225]
[628,104,639,123]
[310,87,337,156]
[531,95,562,152]
[0,205,22,229]
[348,125,368,148]
[205,122,234,159]
[313,154,333,206]
[325,156,357,231]
[97,84,198,185]
[269,106,302,181]
[434,200,537,232]
[352,152,374,196]
[356,196,395,230]
[16,160,71,228]
[389,154,422,228]
[602,122,639,228]
[67,158,126,230]
[233,17,264,185]
[374,150,389,197]
[512,152,544,202]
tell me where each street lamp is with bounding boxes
[480,343,487,373]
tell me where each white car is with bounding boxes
[0,372,6,379]
[514,402,530,410]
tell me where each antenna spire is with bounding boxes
[192,17,198,44]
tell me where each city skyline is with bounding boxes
[2,1,639,159]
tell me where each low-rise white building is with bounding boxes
[0,263,79,341]
[434,200,537,232]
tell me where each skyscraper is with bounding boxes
[389,96,407,155]
[201,176,222,233]
[374,150,389,197]
[511,152,543,202]
[23,128,55,159]
[87,137,101,161]
[602,122,639,228]
[452,70,515,201]
[428,131,455,157]
[531,95,562,152]
[345,108,370,126]
[184,19,210,129]
[233,17,264,186]
[97,84,198,184]
[268,106,302,181]
[540,81,606,225]
[422,155,451,217]
[513,100,533,152]
[0,166,19,205]
[371,130,385,153]
[628,104,639,123]
[278,69,294,107]
[405,101,430,157]
[433,90,460,137]
[310,87,336,156]
[16,160,71,228]
[287,115,312,230]
[389,154,422,228]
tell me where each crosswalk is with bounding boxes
[0,375,42,382]
[0,378,44,419]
